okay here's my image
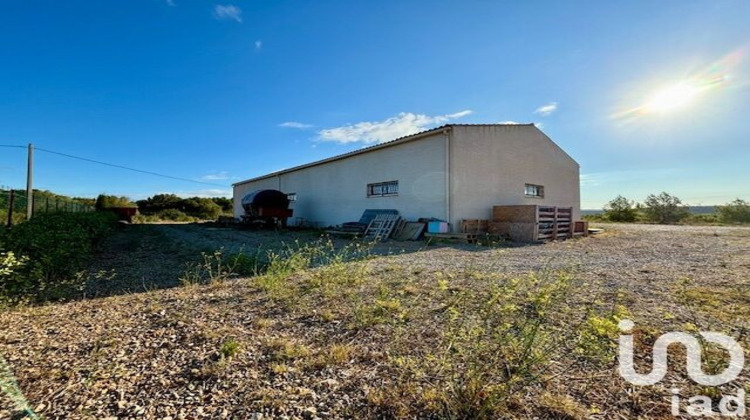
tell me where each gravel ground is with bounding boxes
[154,224,427,255]
[1,223,749,419]
[391,223,750,315]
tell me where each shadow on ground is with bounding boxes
[84,222,517,300]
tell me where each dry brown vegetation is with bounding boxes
[1,223,750,419]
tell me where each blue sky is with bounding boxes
[1,1,748,208]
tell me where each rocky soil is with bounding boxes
[1,223,749,419]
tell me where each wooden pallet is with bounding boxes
[424,232,478,244]
[325,230,363,237]
[364,214,401,241]
[492,205,575,242]
[461,219,489,234]
[394,222,426,241]
[537,206,571,240]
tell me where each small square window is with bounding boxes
[287,193,297,202]
[525,184,544,198]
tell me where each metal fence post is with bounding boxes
[6,190,14,228]
[26,144,33,220]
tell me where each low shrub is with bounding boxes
[717,199,750,224]
[132,209,198,223]
[156,209,197,222]
[581,214,607,222]
[0,210,26,227]
[684,213,720,225]
[0,212,118,304]
[180,249,262,286]
[374,271,627,418]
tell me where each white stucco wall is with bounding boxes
[233,125,580,231]
[448,125,581,228]
[233,133,448,227]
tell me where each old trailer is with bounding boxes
[240,189,293,227]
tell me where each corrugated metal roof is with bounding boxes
[233,123,537,186]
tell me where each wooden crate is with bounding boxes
[573,220,589,237]
[461,219,489,234]
[492,205,538,223]
[491,205,575,242]
[488,222,537,242]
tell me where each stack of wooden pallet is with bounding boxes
[488,205,578,242]
[536,206,572,240]
[364,214,401,241]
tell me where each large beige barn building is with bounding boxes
[233,124,580,231]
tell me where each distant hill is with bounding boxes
[582,206,717,216]
[688,206,717,215]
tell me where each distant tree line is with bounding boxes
[95,195,136,210]
[135,194,232,221]
[598,192,750,224]
[92,193,232,221]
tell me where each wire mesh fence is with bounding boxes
[1,185,94,227]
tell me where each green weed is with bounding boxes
[220,337,241,359]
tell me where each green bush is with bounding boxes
[717,199,750,224]
[0,209,26,227]
[581,214,606,222]
[643,192,689,224]
[0,212,118,303]
[180,198,222,220]
[95,194,136,210]
[603,195,638,222]
[156,209,197,222]
[136,194,227,220]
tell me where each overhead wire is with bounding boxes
[33,146,229,188]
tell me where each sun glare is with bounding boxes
[644,82,700,113]
[611,49,742,123]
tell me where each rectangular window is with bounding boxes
[287,193,297,202]
[367,180,399,197]
[525,184,544,198]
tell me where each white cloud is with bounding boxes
[166,0,175,6]
[534,102,558,116]
[497,120,544,129]
[279,121,313,129]
[213,5,242,22]
[317,110,473,144]
[166,189,232,198]
[580,173,601,187]
[189,189,231,198]
[201,171,230,181]
[254,40,263,50]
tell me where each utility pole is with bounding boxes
[26,143,33,220]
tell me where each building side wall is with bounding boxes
[233,133,448,227]
[449,125,581,229]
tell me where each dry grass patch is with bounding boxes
[3,223,750,419]
[264,337,312,362]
